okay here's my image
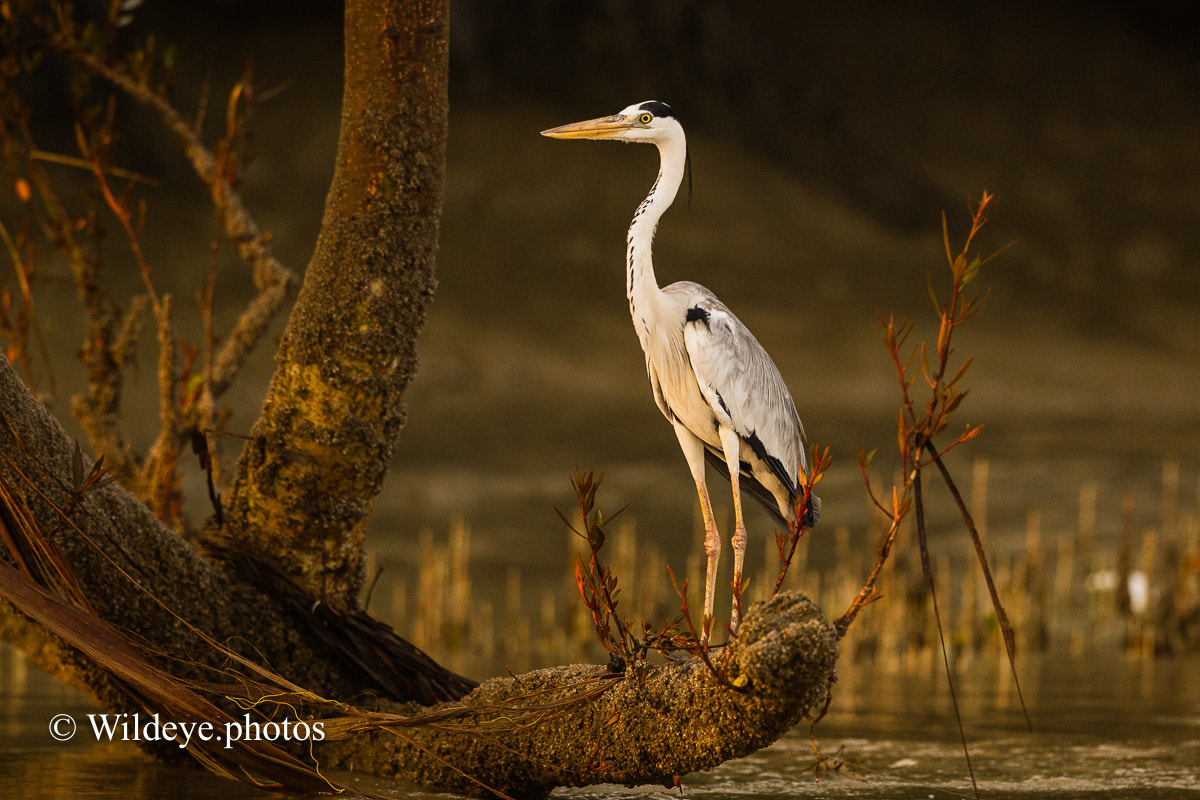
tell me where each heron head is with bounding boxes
[541,100,682,145]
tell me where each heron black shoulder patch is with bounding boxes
[744,430,798,497]
[685,305,710,329]
[639,100,676,119]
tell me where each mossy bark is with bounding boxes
[325,593,838,799]
[0,355,471,708]
[222,0,449,606]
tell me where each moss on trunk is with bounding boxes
[223,0,450,606]
[324,593,837,799]
[0,356,472,708]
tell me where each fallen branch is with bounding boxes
[325,591,838,798]
[2,353,838,797]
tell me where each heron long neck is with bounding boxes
[626,134,686,321]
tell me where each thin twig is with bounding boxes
[836,473,910,636]
[29,148,160,185]
[64,47,297,396]
[913,464,979,798]
[925,441,1031,730]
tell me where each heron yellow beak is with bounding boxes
[540,115,637,140]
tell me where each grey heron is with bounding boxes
[542,101,820,640]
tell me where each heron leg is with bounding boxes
[672,422,720,644]
[719,426,749,635]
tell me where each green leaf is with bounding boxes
[945,356,974,388]
[945,388,969,414]
[960,255,983,287]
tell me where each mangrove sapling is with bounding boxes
[824,192,1027,798]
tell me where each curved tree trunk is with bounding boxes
[0,354,474,707]
[0,373,837,794]
[1,358,839,796]
[223,0,450,605]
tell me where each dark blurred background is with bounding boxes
[121,0,1200,301]
[124,0,1200,284]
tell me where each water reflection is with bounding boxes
[5,640,1198,799]
[0,643,256,800]
[556,653,1200,799]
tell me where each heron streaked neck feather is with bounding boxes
[626,129,687,320]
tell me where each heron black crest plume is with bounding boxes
[635,101,693,208]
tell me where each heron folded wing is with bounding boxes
[678,287,807,491]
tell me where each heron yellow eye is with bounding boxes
[639,112,653,124]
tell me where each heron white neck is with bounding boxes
[626,131,686,313]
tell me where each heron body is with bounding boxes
[542,101,819,639]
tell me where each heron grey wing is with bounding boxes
[675,288,807,496]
